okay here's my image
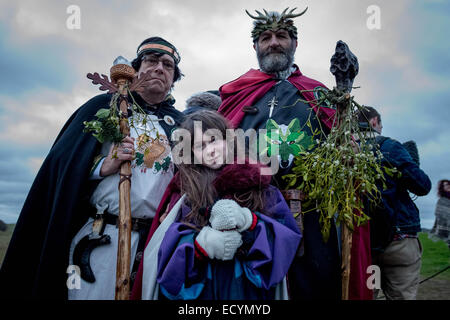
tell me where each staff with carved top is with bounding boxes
[109,58,135,299]
[330,40,360,300]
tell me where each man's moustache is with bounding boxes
[263,48,287,56]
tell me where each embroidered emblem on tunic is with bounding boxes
[261,118,315,168]
[135,133,171,173]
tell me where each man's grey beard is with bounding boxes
[257,43,296,77]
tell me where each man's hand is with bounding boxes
[100,136,135,177]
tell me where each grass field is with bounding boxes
[418,232,450,281]
[0,224,15,267]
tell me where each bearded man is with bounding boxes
[0,37,184,299]
[218,8,345,300]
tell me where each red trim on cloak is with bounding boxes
[218,66,336,130]
[248,212,258,231]
[349,213,373,300]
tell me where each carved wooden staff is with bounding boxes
[110,60,135,300]
[330,40,359,300]
[87,59,154,300]
[87,57,155,299]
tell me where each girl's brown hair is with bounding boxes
[176,110,265,228]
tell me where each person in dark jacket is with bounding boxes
[357,106,432,300]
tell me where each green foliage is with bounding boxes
[83,94,123,144]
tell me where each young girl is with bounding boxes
[133,110,301,300]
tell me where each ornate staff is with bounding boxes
[86,57,154,300]
[330,40,359,300]
[109,57,135,300]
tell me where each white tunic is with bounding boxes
[68,113,174,300]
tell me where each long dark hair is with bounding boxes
[438,179,450,199]
[176,110,266,228]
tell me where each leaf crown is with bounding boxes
[246,7,308,41]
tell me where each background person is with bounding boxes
[357,105,432,300]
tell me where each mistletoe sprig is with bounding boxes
[283,88,398,242]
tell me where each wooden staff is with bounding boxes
[341,221,353,300]
[110,63,135,300]
[330,40,359,300]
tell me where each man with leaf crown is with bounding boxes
[0,37,184,299]
[218,7,370,300]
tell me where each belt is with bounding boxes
[88,210,153,291]
[90,211,152,232]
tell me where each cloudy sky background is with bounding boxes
[0,0,448,229]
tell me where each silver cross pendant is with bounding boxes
[268,96,278,118]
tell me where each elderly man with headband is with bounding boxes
[0,36,184,300]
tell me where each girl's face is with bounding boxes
[192,127,227,170]
[443,181,450,192]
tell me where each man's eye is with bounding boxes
[163,62,174,70]
[210,136,216,143]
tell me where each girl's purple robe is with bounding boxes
[156,185,301,300]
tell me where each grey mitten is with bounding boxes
[195,226,242,260]
[210,199,254,232]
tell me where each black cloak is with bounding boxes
[0,93,183,299]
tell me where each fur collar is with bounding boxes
[213,161,271,195]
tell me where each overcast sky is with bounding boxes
[0,0,449,228]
